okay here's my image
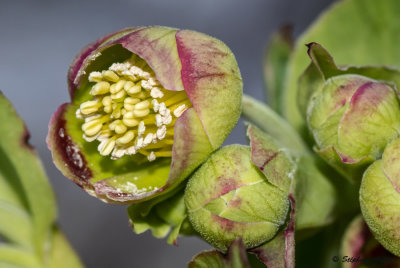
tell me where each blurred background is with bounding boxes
[0,0,334,267]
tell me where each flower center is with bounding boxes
[76,55,191,162]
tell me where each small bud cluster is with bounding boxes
[76,55,191,161]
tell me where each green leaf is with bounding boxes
[127,186,188,245]
[294,156,336,231]
[0,244,42,268]
[282,0,400,137]
[0,92,83,267]
[264,25,293,113]
[242,94,307,154]
[188,239,249,268]
[48,228,84,268]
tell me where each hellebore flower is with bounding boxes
[360,137,400,257]
[302,43,400,181]
[47,26,242,203]
[184,124,294,251]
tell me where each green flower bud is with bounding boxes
[47,26,242,204]
[184,125,294,251]
[304,43,400,181]
[360,137,400,257]
[341,215,400,267]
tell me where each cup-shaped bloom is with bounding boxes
[308,74,400,181]
[47,26,242,203]
[184,125,294,251]
[360,137,400,257]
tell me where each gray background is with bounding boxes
[0,0,334,267]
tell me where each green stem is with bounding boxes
[242,94,308,154]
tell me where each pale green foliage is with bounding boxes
[0,93,83,268]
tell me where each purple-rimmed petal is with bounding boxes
[176,30,242,148]
[247,124,293,193]
[47,103,94,192]
[112,27,184,92]
[50,26,242,204]
[68,27,143,98]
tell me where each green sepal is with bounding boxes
[188,239,249,268]
[127,186,189,245]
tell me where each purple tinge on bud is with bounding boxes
[360,137,400,257]
[341,215,400,267]
[184,145,290,251]
[47,26,242,203]
[308,74,400,181]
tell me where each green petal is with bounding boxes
[337,81,400,159]
[118,27,184,91]
[383,137,400,190]
[185,145,289,251]
[360,160,400,256]
[176,30,242,149]
[316,146,373,182]
[246,124,294,193]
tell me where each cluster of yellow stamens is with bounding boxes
[76,55,191,162]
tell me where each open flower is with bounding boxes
[47,26,242,203]
[360,137,400,257]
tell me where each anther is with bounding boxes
[126,83,142,95]
[89,71,103,82]
[134,100,150,110]
[133,109,150,118]
[90,82,110,95]
[102,70,119,82]
[173,104,187,117]
[116,130,135,145]
[80,100,102,115]
[98,137,116,156]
